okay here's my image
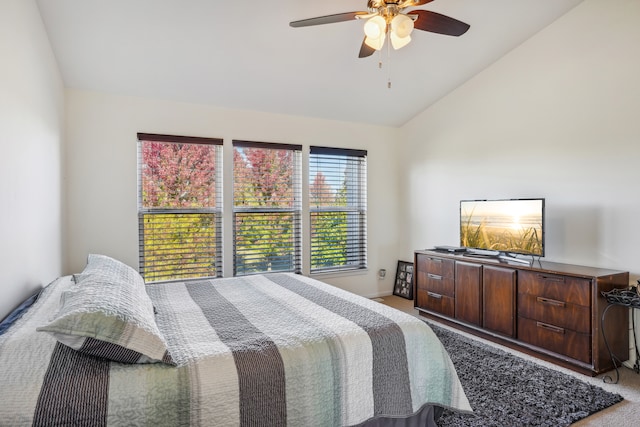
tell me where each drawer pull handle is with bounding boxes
[537,274,565,283]
[428,258,442,263]
[427,273,442,280]
[536,322,565,334]
[536,297,566,308]
[427,291,443,299]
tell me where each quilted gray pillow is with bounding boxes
[72,253,143,286]
[38,255,174,365]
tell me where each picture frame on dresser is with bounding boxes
[393,260,414,300]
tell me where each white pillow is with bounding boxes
[38,255,174,365]
[73,253,142,285]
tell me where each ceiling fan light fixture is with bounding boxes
[289,1,471,65]
[364,15,386,39]
[391,14,414,38]
[390,32,411,50]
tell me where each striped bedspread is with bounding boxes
[0,273,470,426]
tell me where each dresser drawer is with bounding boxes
[420,273,455,297]
[517,293,590,334]
[416,255,455,297]
[416,289,455,318]
[518,317,591,364]
[417,254,454,277]
[518,270,591,307]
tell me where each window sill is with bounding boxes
[309,268,369,280]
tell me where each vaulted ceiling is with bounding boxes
[36,0,583,127]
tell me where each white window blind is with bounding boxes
[309,146,367,273]
[137,133,223,281]
[233,140,302,276]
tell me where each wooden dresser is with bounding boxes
[414,250,630,376]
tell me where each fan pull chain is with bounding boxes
[375,37,392,89]
[387,35,392,89]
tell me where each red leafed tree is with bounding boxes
[310,171,334,207]
[142,142,216,208]
[234,147,294,207]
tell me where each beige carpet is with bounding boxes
[378,295,640,425]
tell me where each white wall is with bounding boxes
[399,0,640,364]
[65,90,402,297]
[0,0,64,319]
[400,0,640,280]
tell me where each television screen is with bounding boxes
[460,198,545,257]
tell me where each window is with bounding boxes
[233,141,302,276]
[309,147,367,273]
[137,133,223,281]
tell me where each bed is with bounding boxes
[0,255,471,426]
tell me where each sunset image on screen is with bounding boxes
[460,199,544,256]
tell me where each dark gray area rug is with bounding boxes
[428,322,623,427]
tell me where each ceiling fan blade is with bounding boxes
[398,0,434,7]
[358,38,376,58]
[290,12,367,28]
[409,10,470,36]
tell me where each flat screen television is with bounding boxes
[460,198,545,257]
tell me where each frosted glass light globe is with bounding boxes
[364,16,386,39]
[391,14,414,38]
[391,33,411,50]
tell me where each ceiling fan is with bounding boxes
[290,0,470,58]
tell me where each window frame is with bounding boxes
[309,146,368,274]
[232,140,302,276]
[137,133,223,281]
